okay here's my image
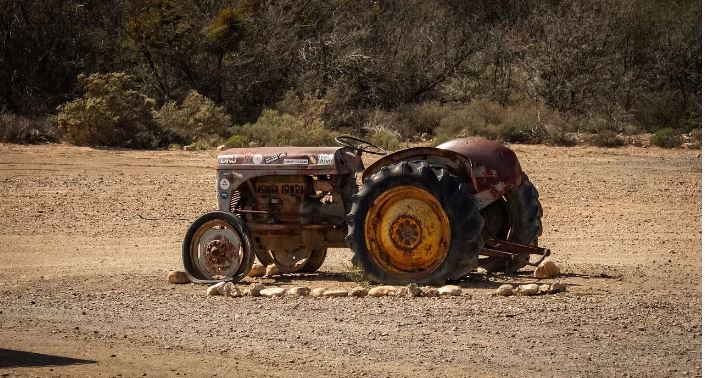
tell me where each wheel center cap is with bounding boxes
[205,238,236,270]
[389,215,422,253]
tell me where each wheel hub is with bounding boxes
[205,238,237,271]
[389,215,422,252]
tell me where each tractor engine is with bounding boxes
[248,175,346,225]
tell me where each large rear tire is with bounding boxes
[479,173,543,273]
[346,161,483,285]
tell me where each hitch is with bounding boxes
[480,238,551,267]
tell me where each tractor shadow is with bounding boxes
[0,348,95,368]
[267,270,579,289]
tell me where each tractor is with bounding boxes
[182,136,549,285]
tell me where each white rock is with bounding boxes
[248,283,265,297]
[323,289,348,298]
[310,288,327,297]
[368,286,396,297]
[538,284,552,294]
[265,264,280,277]
[216,145,226,151]
[550,281,568,293]
[438,285,462,296]
[207,282,227,296]
[287,287,310,297]
[247,263,266,278]
[407,284,421,297]
[260,287,286,297]
[534,260,561,279]
[349,287,368,297]
[224,283,243,297]
[495,284,515,297]
[422,287,440,297]
[167,271,190,284]
[516,284,540,296]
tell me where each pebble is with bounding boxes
[323,290,348,298]
[422,287,440,297]
[495,284,515,296]
[206,282,226,296]
[550,281,568,293]
[310,288,327,297]
[247,263,266,278]
[516,284,540,296]
[368,286,396,297]
[396,287,410,297]
[407,284,421,297]
[260,287,286,298]
[248,283,265,297]
[167,271,190,284]
[349,286,368,297]
[534,260,561,279]
[223,282,243,297]
[265,264,280,277]
[538,284,552,294]
[287,287,310,297]
[438,285,462,296]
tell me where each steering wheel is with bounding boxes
[334,135,388,155]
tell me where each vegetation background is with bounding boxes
[0,0,700,149]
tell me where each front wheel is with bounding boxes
[182,211,255,284]
[346,161,484,285]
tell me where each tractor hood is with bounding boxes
[216,146,363,173]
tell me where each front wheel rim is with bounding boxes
[190,220,244,279]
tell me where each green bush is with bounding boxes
[588,131,625,148]
[368,129,401,152]
[0,113,59,144]
[154,90,232,144]
[650,128,683,148]
[229,109,335,147]
[57,73,165,148]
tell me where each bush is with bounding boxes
[228,109,335,147]
[588,131,625,148]
[368,129,401,152]
[0,113,59,144]
[154,91,231,144]
[650,128,683,148]
[57,73,165,148]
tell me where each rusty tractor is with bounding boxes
[182,136,548,285]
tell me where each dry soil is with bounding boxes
[0,143,701,377]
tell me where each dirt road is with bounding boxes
[0,143,700,377]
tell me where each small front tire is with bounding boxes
[182,211,255,284]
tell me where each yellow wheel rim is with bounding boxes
[364,186,451,278]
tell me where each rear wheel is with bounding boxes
[479,173,543,273]
[182,211,255,284]
[346,161,483,285]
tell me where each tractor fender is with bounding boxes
[362,147,475,188]
[437,137,523,209]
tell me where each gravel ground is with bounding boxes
[0,143,700,377]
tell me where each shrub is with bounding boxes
[650,128,683,148]
[0,113,59,144]
[154,91,231,143]
[229,109,335,147]
[57,73,165,148]
[368,129,401,151]
[588,130,625,148]
[687,128,701,149]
